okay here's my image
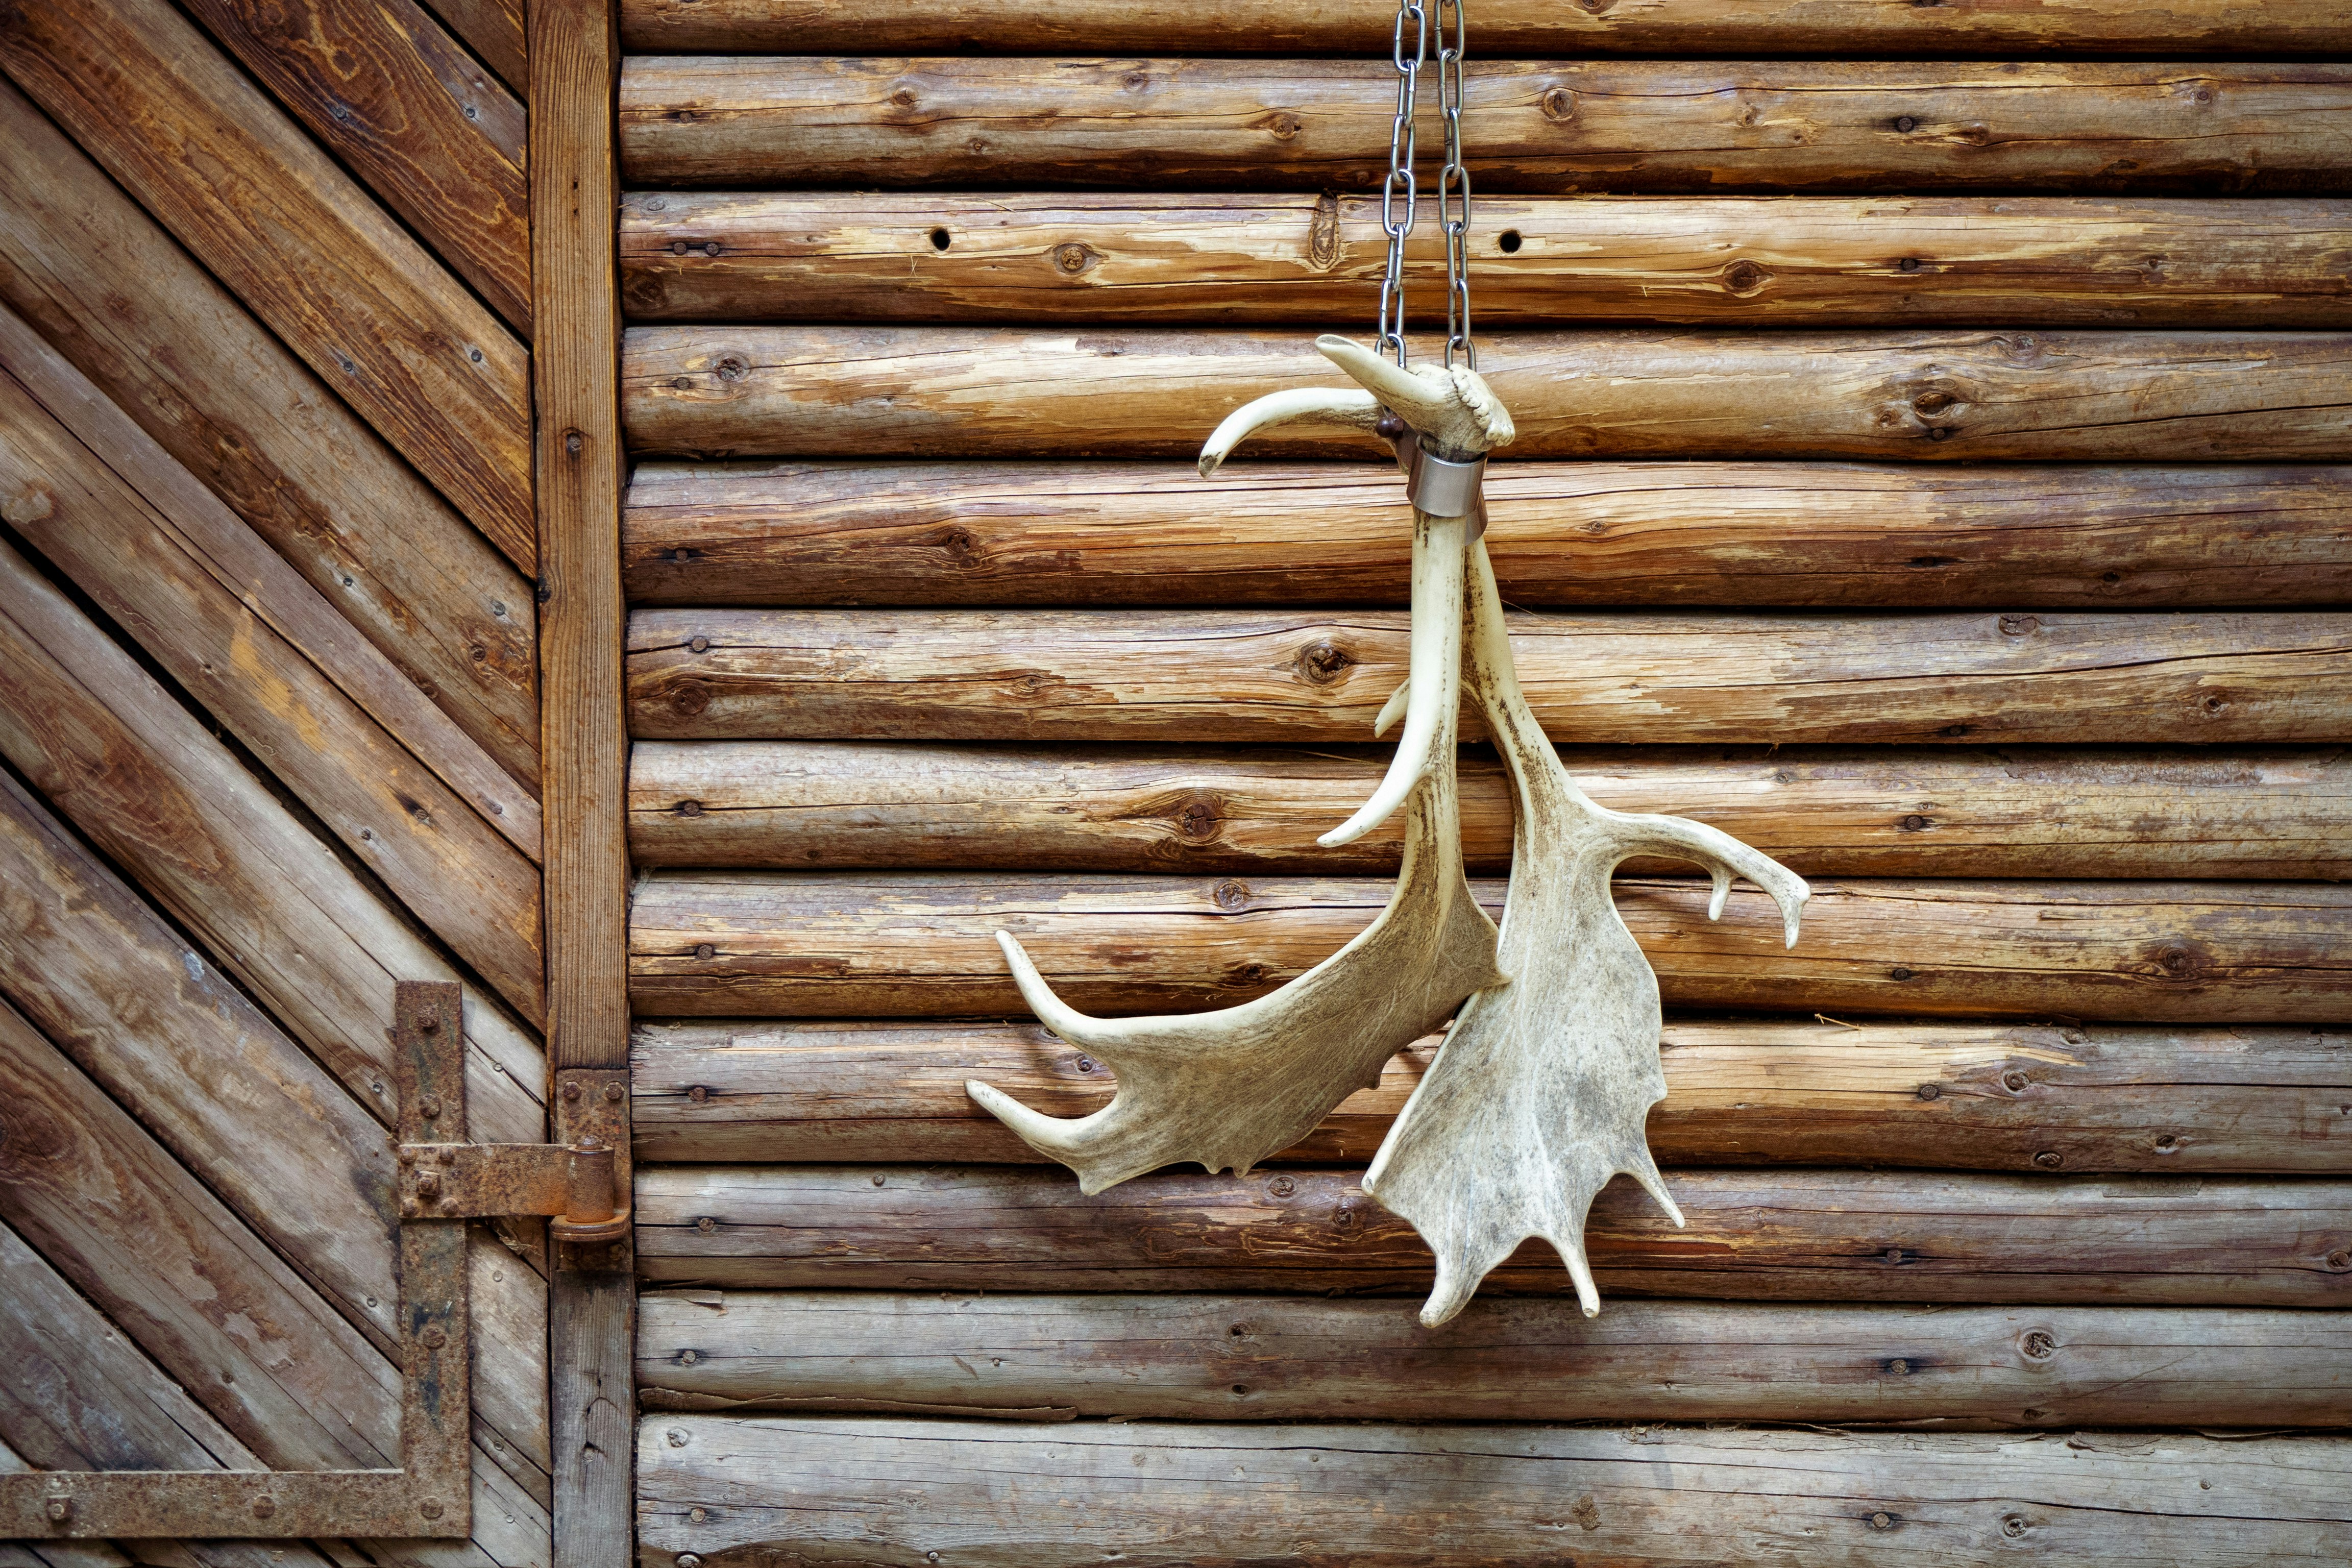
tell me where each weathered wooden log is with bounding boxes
[178,0,530,331]
[635,1290,2352,1426]
[642,1417,2352,1568]
[627,742,2352,881]
[628,872,2352,1023]
[626,608,2352,747]
[0,769,553,1501]
[0,533,546,1151]
[620,58,2352,194]
[0,0,534,561]
[629,1017,2351,1173]
[635,1165,2352,1303]
[624,193,2352,329]
[620,0,2352,57]
[623,460,2352,610]
[0,79,540,765]
[622,326,2352,462]
[0,1223,334,1568]
[0,386,546,1020]
[0,1005,549,1562]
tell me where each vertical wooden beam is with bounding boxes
[529,3,633,1567]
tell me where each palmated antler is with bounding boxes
[967,504,1505,1193]
[1202,335,1513,847]
[1361,542,1810,1326]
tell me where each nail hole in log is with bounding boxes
[1498,230,1522,253]
[928,227,951,251]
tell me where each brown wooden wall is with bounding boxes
[618,3,2352,1562]
[0,1,551,1564]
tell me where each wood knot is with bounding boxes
[2002,1069,2032,1092]
[1540,87,1577,122]
[1912,390,1958,416]
[712,355,747,383]
[1211,878,1251,912]
[2326,1250,2352,1271]
[1722,260,1770,296]
[1052,241,1098,275]
[2033,1150,2064,1169]
[1998,614,2040,636]
[1122,71,1150,92]
[1224,961,1270,987]
[1254,111,1305,140]
[1308,193,1342,269]
[1295,639,1354,685]
[890,88,917,108]
[1267,1175,1296,1197]
[1173,793,1222,840]
[940,525,981,561]
[2151,941,2205,977]
[1570,1495,1601,1531]
[668,679,711,716]
[2019,1328,2057,1359]
[1898,814,1931,831]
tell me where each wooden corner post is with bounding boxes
[530,2,633,1566]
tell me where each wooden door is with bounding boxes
[0,0,554,1562]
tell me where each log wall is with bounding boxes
[613,3,2352,1564]
[0,4,552,1565]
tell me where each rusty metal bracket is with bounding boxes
[1,983,496,1540]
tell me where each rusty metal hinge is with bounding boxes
[0,981,614,1540]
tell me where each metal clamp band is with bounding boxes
[1407,442,1486,519]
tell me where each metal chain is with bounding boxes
[1434,0,1473,368]
[1373,0,1474,371]
[1375,0,1426,366]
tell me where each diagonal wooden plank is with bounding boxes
[0,378,546,1021]
[180,0,530,332]
[0,767,554,1522]
[0,1008,545,1568]
[0,78,540,759]
[422,0,525,99]
[0,304,538,862]
[0,0,533,562]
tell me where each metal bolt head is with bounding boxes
[2033,1150,2064,1170]
[252,1496,278,1520]
[417,1171,441,1194]
[696,1215,717,1233]
[667,1428,690,1448]
[2002,1514,2029,1538]
[422,1326,449,1350]
[604,1082,625,1102]
[1267,1175,1297,1197]
[45,1498,73,1524]
[562,1082,582,1101]
[420,1499,444,1521]
[1869,1511,1896,1530]
[420,1095,443,1119]
[677,1555,703,1568]
[689,1507,708,1524]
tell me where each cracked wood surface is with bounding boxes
[620,59,2352,194]
[624,193,2352,329]
[624,607,2352,747]
[638,1418,2352,1566]
[623,326,2352,461]
[619,0,2352,56]
[627,872,2352,1022]
[630,1017,2351,1173]
[626,742,2352,881]
[622,460,2352,609]
[632,1164,2352,1302]
[635,1291,2352,1426]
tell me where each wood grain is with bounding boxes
[627,742,2352,880]
[0,531,546,1150]
[624,607,2352,747]
[0,1003,550,1566]
[0,77,540,766]
[623,193,2352,329]
[421,0,525,96]
[0,378,546,1021]
[642,1418,2352,1566]
[619,58,2352,194]
[619,0,2352,57]
[0,769,553,1512]
[179,0,531,331]
[635,1291,2352,1427]
[535,0,631,1077]
[627,871,2352,1023]
[622,460,2352,610]
[629,1017,2352,1173]
[0,0,534,561]
[622,326,2352,462]
[635,1165,2352,1303]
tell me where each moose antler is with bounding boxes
[1361,541,1810,1326]
[1201,336,1512,847]
[967,504,1504,1192]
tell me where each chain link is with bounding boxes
[1373,0,1473,371]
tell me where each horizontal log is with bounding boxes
[620,59,2352,194]
[627,743,2352,880]
[635,1165,2352,1303]
[620,0,2352,57]
[642,1418,2352,1568]
[626,608,2352,747]
[636,1291,2352,1426]
[629,1017,2352,1173]
[623,194,2352,329]
[623,460,2352,610]
[622,327,2352,462]
[628,872,2352,1022]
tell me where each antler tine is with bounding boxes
[1314,334,1516,457]
[1317,511,1465,847]
[1197,386,1381,478]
